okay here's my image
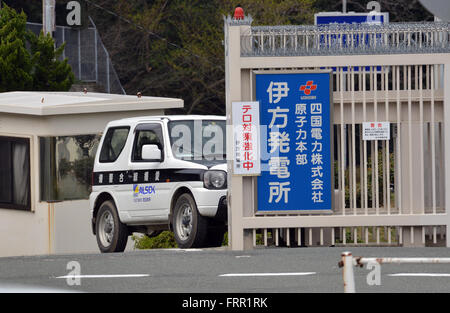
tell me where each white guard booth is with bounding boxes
[0,91,183,257]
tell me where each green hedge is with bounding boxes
[132,231,229,249]
[132,231,178,249]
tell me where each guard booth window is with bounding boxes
[0,136,30,211]
[40,135,101,201]
[132,123,164,162]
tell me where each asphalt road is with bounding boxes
[1,246,450,293]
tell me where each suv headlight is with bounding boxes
[203,170,227,189]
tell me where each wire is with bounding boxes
[84,0,223,68]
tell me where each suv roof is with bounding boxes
[109,114,225,126]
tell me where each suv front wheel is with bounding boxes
[172,193,208,248]
[96,200,128,253]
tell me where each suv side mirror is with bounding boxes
[141,144,162,161]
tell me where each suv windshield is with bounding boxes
[168,120,226,162]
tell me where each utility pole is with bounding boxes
[42,0,56,36]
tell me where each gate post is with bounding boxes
[341,251,356,293]
[444,63,450,247]
[225,16,254,250]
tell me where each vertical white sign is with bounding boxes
[232,101,261,175]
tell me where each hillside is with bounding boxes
[4,0,433,115]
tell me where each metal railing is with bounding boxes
[27,19,125,94]
[339,251,450,292]
[241,22,450,57]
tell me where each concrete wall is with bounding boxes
[0,203,50,257]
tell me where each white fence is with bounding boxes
[225,17,450,250]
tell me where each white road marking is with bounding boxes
[235,255,251,258]
[54,274,150,279]
[388,273,450,277]
[219,272,316,277]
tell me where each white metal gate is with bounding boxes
[225,17,450,250]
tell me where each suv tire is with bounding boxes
[172,193,208,248]
[96,200,128,253]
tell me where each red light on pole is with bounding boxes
[234,5,244,20]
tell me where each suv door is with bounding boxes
[126,122,168,222]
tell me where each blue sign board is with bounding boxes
[256,72,333,213]
[315,12,388,73]
[315,12,388,26]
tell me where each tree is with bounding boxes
[0,4,33,92]
[2,1,436,105]
[2,0,41,23]
[0,3,74,92]
[87,0,316,115]
[29,31,75,91]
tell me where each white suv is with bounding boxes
[90,115,227,252]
